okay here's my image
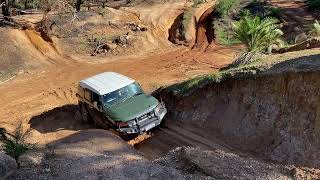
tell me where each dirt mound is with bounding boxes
[155,147,296,179]
[157,56,320,168]
[0,28,48,82]
[272,38,320,53]
[167,1,216,49]
[10,129,185,180]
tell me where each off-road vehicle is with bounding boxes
[77,72,167,134]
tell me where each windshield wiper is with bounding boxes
[134,92,143,96]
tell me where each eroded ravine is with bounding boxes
[167,1,216,49]
[148,70,320,168]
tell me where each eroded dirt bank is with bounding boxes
[157,69,320,168]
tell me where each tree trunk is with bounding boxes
[1,0,10,17]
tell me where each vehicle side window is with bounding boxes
[91,92,101,106]
[78,86,84,97]
[84,89,91,101]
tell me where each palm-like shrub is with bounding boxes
[232,15,283,52]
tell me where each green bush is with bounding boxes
[216,0,239,17]
[232,15,283,52]
[306,0,320,10]
[0,123,34,164]
[310,20,320,36]
[215,24,240,45]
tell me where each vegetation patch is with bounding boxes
[310,20,320,37]
[213,0,282,46]
[166,60,265,96]
[0,123,35,166]
[306,0,320,10]
[215,0,239,17]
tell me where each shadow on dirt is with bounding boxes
[29,104,94,133]
[267,53,320,72]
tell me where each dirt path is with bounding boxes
[271,0,320,39]
[0,0,242,158]
[0,42,239,141]
[133,123,234,160]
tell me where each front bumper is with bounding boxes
[119,103,167,134]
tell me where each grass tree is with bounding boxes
[232,15,283,53]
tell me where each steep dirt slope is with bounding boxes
[0,28,51,81]
[156,53,320,168]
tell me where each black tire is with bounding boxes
[79,103,91,124]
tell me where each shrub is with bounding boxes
[310,20,320,37]
[306,0,320,10]
[0,123,34,164]
[232,15,283,52]
[215,24,240,45]
[216,0,239,17]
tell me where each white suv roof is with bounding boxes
[79,72,135,95]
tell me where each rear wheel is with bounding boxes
[79,104,91,124]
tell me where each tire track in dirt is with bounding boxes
[133,123,233,160]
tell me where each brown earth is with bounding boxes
[2,0,320,179]
[270,0,320,41]
[154,51,320,169]
[0,27,239,141]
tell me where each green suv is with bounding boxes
[77,72,167,134]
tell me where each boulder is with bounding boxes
[0,152,17,179]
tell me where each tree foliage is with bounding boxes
[306,0,320,10]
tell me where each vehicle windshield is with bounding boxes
[102,82,144,108]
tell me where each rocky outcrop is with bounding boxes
[0,152,17,179]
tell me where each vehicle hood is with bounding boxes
[103,94,159,122]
